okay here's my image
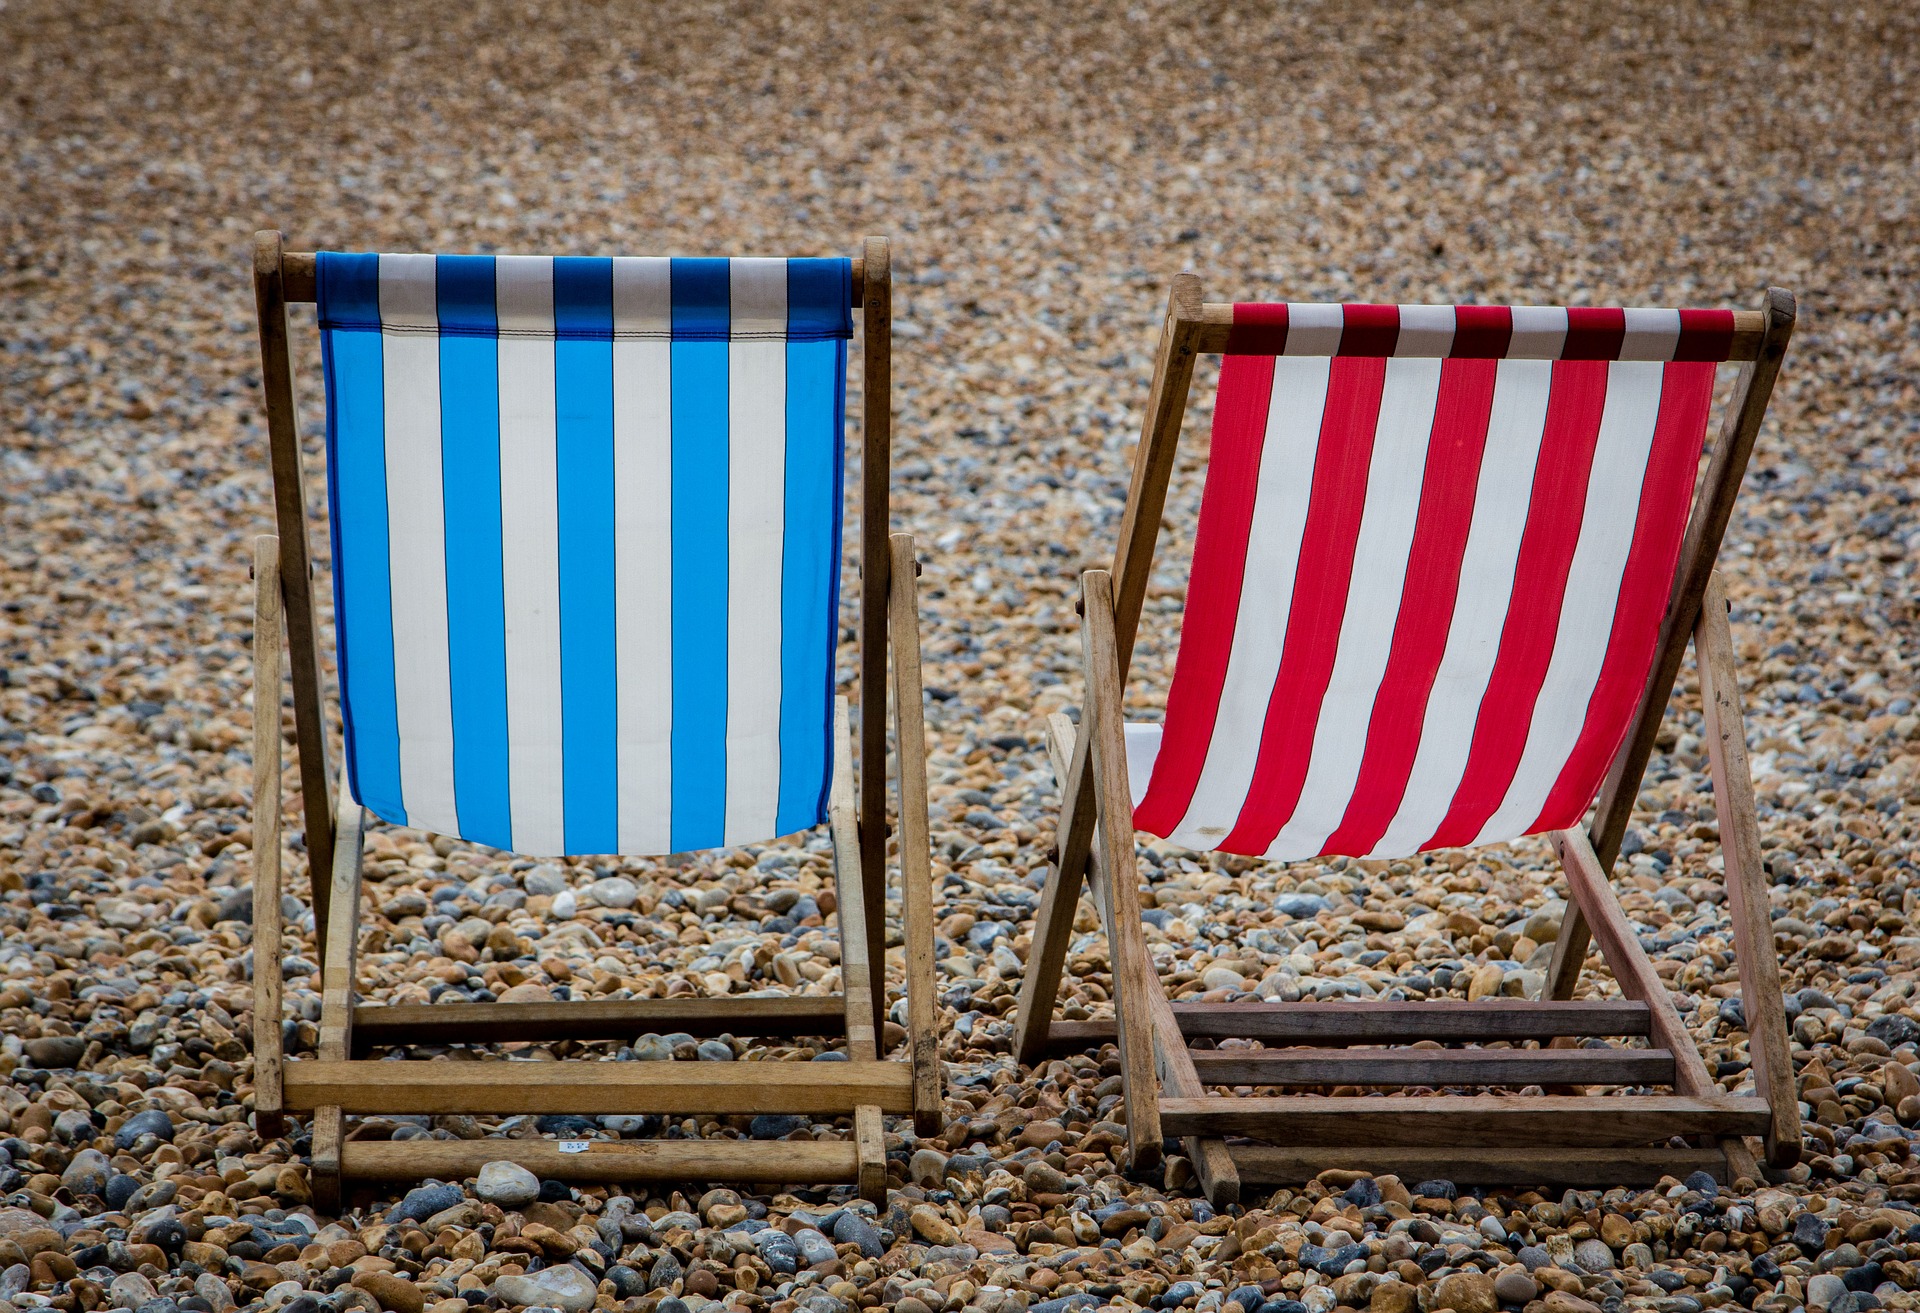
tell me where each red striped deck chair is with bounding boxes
[1012,276,1800,1205]
[247,232,939,1206]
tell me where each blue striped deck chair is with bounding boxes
[245,231,939,1206]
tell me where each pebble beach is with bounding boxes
[2,4,1919,1313]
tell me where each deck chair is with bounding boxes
[1011,277,1801,1206]
[246,231,939,1207]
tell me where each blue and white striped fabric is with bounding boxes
[315,253,851,856]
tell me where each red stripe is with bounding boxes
[1226,303,1289,355]
[1450,306,1513,358]
[1217,357,1389,855]
[1132,354,1277,837]
[1420,360,1612,849]
[1321,359,1500,856]
[1526,362,1716,831]
[1563,307,1627,360]
[1339,304,1400,357]
[1674,308,1736,362]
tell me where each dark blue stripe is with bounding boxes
[555,257,619,854]
[316,252,405,825]
[775,332,847,834]
[786,258,853,341]
[434,255,513,851]
[669,258,731,849]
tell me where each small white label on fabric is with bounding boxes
[558,1140,590,1154]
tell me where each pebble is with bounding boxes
[474,1160,540,1207]
[492,1267,598,1312]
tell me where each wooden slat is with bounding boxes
[1048,999,1651,1048]
[1048,714,1237,1206]
[854,1104,887,1202]
[311,775,365,1210]
[1230,1144,1726,1188]
[1186,305,1770,361]
[1551,288,1795,999]
[283,1058,914,1115]
[249,535,286,1141]
[251,232,336,948]
[1694,572,1800,1169]
[1159,1093,1771,1146]
[855,236,892,1020]
[1187,1046,1675,1088]
[1553,827,1719,1106]
[340,1135,859,1184]
[1013,276,1206,1068]
[281,252,868,308]
[351,996,846,1054]
[830,697,878,1059]
[1079,570,1162,1171]
[888,533,941,1135]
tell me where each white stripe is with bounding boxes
[1395,305,1456,357]
[1165,356,1331,850]
[495,255,566,856]
[1264,358,1443,860]
[1368,359,1556,857]
[723,259,788,844]
[1620,308,1681,361]
[611,258,675,854]
[378,254,460,836]
[1124,723,1162,809]
[1471,361,1668,844]
[1283,303,1345,357]
[1507,306,1568,360]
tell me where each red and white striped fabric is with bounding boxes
[1127,301,1733,859]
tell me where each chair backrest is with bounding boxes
[1131,301,1739,860]
[315,253,853,857]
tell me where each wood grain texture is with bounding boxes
[1012,278,1204,1068]
[310,774,364,1210]
[1695,572,1800,1167]
[1079,570,1163,1170]
[856,235,893,1017]
[1552,827,1720,1109]
[1048,999,1652,1048]
[1230,1144,1727,1187]
[1552,288,1796,999]
[351,996,847,1053]
[283,1058,914,1115]
[830,697,878,1059]
[1186,305,1770,361]
[888,533,941,1135]
[250,536,286,1140]
[251,231,336,949]
[1159,1093,1770,1145]
[339,1136,860,1184]
[855,1104,887,1202]
[1186,1046,1676,1088]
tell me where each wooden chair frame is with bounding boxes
[1011,275,1802,1206]
[247,232,939,1207]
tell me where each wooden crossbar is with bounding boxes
[1049,999,1651,1049]
[1186,1046,1674,1087]
[283,1058,914,1115]
[1183,305,1772,360]
[350,996,847,1053]
[276,252,870,308]
[1158,1093,1770,1145]
[1230,1145,1727,1187]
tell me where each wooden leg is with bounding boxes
[888,534,941,1136]
[854,1104,887,1203]
[1012,732,1097,1067]
[1046,715,1232,1202]
[312,778,365,1211]
[830,699,879,1059]
[1696,572,1800,1168]
[250,537,287,1141]
[1077,571,1162,1171]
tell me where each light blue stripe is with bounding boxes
[775,335,846,833]
[317,253,405,825]
[669,258,732,850]
[436,254,513,850]
[555,257,619,853]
